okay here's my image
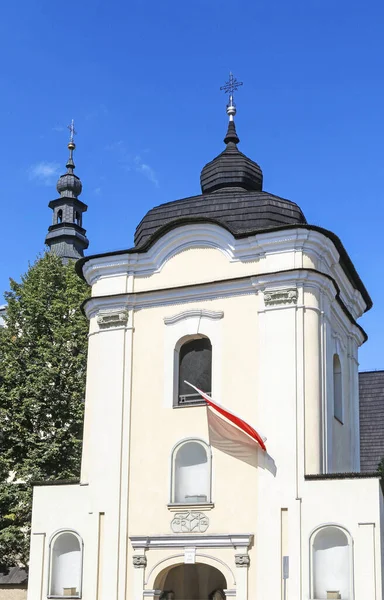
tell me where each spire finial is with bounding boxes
[66,119,77,173]
[220,72,243,121]
[68,119,76,146]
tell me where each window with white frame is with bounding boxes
[48,531,82,598]
[311,526,351,599]
[177,336,212,406]
[333,354,343,423]
[171,439,211,504]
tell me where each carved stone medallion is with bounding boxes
[171,511,209,533]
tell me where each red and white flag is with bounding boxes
[185,382,267,464]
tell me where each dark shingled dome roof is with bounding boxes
[134,118,306,249]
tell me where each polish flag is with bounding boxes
[184,381,267,460]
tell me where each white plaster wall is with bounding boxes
[326,311,359,474]
[28,223,375,600]
[302,477,383,600]
[27,484,99,600]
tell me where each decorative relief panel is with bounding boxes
[133,555,147,568]
[97,309,128,328]
[264,288,298,306]
[171,511,209,533]
[235,554,250,568]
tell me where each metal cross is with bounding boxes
[220,72,243,98]
[67,119,77,143]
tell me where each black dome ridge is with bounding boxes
[134,189,307,249]
[200,117,263,194]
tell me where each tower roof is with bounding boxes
[200,119,263,194]
[56,121,83,199]
[45,120,89,262]
[201,72,262,194]
[134,75,305,248]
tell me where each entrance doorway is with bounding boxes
[159,563,227,599]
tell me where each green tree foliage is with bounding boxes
[0,253,89,568]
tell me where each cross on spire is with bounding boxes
[67,119,77,144]
[220,72,243,107]
[220,72,243,121]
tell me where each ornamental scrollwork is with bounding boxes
[264,289,298,306]
[97,309,128,328]
[133,555,147,568]
[235,554,250,568]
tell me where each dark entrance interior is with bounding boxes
[160,563,227,599]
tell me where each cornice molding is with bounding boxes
[82,268,366,344]
[80,224,366,319]
[164,309,224,325]
[129,534,253,550]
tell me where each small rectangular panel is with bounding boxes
[184,547,196,564]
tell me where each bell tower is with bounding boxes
[45,120,89,262]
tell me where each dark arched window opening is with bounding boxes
[178,337,212,406]
[74,211,81,226]
[57,209,63,224]
[333,354,343,423]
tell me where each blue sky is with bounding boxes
[0,0,383,370]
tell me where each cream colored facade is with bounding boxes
[0,588,27,600]
[28,223,384,599]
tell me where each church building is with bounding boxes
[27,78,384,600]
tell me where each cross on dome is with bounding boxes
[67,119,77,145]
[220,72,243,120]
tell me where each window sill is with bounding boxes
[173,402,206,409]
[168,502,214,511]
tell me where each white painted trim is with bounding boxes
[144,552,236,588]
[84,269,365,346]
[129,534,253,550]
[81,224,367,319]
[164,309,224,325]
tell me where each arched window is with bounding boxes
[57,209,63,224]
[49,531,82,598]
[74,211,81,226]
[311,526,351,599]
[333,354,343,423]
[177,337,212,406]
[171,439,211,504]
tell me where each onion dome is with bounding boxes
[200,118,263,194]
[133,74,306,250]
[56,140,83,199]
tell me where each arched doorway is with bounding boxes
[159,563,227,599]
